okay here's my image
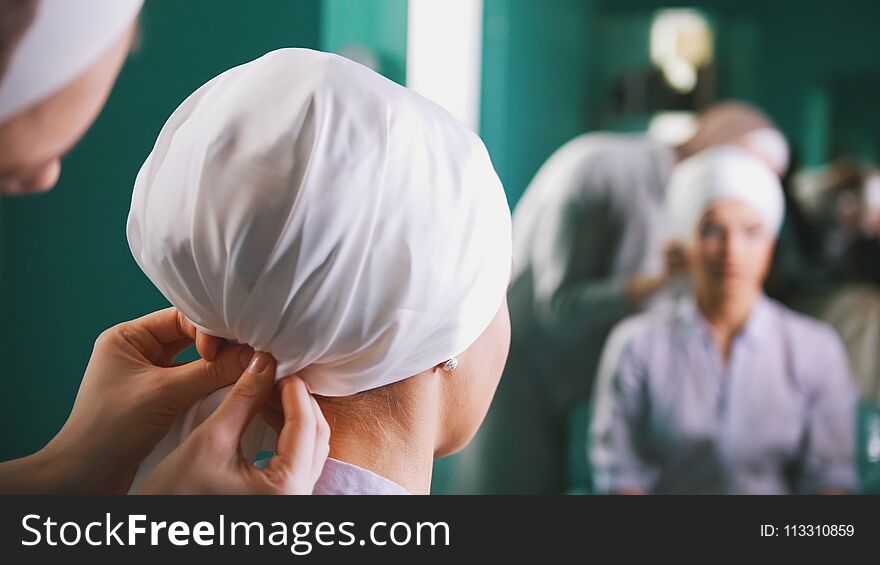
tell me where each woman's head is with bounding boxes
[691,199,776,299]
[128,49,513,449]
[666,145,784,301]
[0,0,142,195]
[678,101,789,176]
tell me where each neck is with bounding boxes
[695,286,759,361]
[317,373,440,495]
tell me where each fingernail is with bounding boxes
[247,351,270,373]
[238,347,255,370]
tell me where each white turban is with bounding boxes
[738,128,790,176]
[0,0,143,123]
[127,48,512,397]
[665,145,785,242]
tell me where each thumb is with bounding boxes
[204,352,277,439]
[164,343,255,407]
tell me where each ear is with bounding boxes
[441,357,459,372]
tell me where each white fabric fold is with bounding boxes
[739,127,790,176]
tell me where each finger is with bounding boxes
[265,385,283,414]
[311,394,330,445]
[309,394,331,482]
[204,352,277,439]
[163,343,255,407]
[161,337,198,366]
[260,405,284,435]
[130,307,195,345]
[129,308,229,363]
[195,331,227,362]
[176,313,228,362]
[115,323,168,366]
[115,309,197,366]
[257,383,285,436]
[265,376,318,488]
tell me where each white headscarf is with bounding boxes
[0,0,143,123]
[127,48,512,397]
[665,145,785,242]
[738,128,790,177]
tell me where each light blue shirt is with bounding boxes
[591,294,858,494]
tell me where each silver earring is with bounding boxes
[442,356,458,372]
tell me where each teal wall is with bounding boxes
[752,0,880,166]
[594,0,880,167]
[0,0,321,460]
[320,0,408,85]
[480,0,595,208]
[469,0,880,208]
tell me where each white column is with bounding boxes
[406,0,484,133]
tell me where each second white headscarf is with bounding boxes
[665,145,785,242]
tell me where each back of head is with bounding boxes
[679,101,789,175]
[127,48,513,399]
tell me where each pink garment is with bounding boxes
[312,458,410,495]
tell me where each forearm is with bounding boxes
[0,448,73,494]
[544,277,631,333]
[548,273,669,333]
[0,439,128,494]
[624,273,668,309]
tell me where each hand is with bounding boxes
[662,241,689,279]
[624,241,689,309]
[35,308,252,494]
[624,274,667,309]
[139,353,330,495]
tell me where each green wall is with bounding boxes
[594,0,880,167]
[752,0,880,167]
[320,0,408,85]
[0,0,321,460]
[480,0,595,208]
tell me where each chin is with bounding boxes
[711,273,752,290]
[716,283,763,304]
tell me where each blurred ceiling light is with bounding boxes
[406,0,484,132]
[663,58,698,92]
[648,111,698,145]
[650,9,713,93]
